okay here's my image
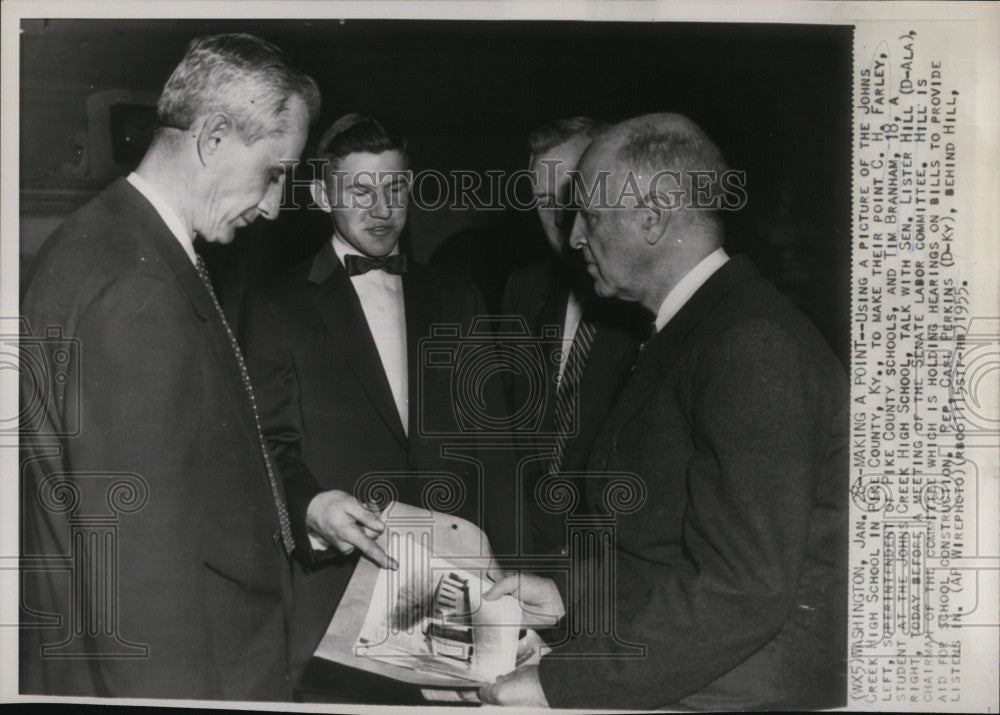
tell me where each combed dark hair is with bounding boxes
[157,33,321,144]
[528,116,608,157]
[316,113,408,171]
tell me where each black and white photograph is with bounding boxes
[1,1,997,713]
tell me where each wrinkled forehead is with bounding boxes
[572,142,632,204]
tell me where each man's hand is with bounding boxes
[483,572,564,627]
[479,664,549,707]
[306,490,397,569]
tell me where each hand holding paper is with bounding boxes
[483,572,564,627]
[315,501,526,688]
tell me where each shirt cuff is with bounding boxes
[308,529,330,551]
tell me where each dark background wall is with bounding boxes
[19,19,852,364]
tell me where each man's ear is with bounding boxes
[196,113,233,167]
[310,178,332,213]
[641,199,672,246]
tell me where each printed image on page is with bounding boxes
[354,531,522,683]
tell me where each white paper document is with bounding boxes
[355,537,521,683]
[313,501,523,687]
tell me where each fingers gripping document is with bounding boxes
[312,501,529,687]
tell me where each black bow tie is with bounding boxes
[344,253,408,277]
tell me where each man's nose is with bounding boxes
[257,179,284,221]
[369,191,392,220]
[568,214,586,250]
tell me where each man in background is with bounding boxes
[20,34,320,700]
[482,113,848,709]
[239,114,514,693]
[502,117,648,555]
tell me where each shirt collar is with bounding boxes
[126,172,197,265]
[653,247,729,333]
[330,231,400,267]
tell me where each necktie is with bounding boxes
[344,253,408,277]
[550,317,596,475]
[195,256,296,553]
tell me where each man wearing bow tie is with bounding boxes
[239,114,511,695]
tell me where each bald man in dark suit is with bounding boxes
[482,113,847,710]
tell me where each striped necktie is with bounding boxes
[549,317,596,475]
[195,256,296,553]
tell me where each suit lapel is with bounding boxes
[599,256,754,439]
[101,180,256,435]
[565,316,640,458]
[309,245,408,449]
[535,274,569,428]
[402,263,443,442]
[102,180,215,322]
[535,268,569,335]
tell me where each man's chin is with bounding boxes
[203,225,238,245]
[595,285,618,301]
[591,274,616,298]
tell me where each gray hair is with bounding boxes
[157,33,321,144]
[616,113,729,205]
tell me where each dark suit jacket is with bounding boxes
[536,255,848,710]
[19,179,294,701]
[239,244,516,682]
[502,261,647,553]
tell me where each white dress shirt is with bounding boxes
[306,235,409,553]
[556,289,584,381]
[127,172,197,265]
[331,233,409,436]
[653,247,730,333]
